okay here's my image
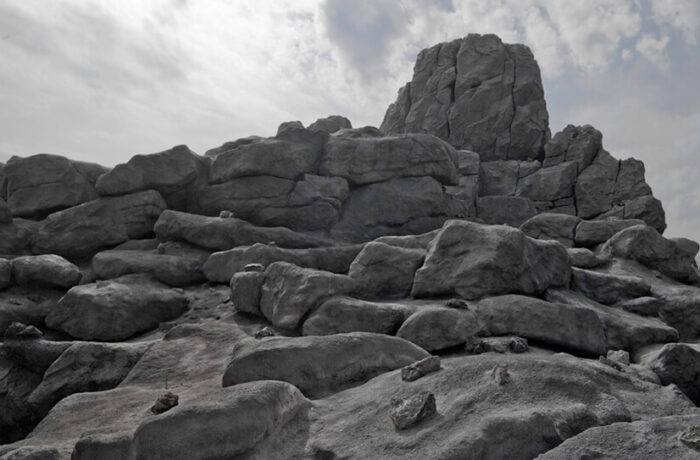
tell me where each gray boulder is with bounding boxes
[229,271,265,315]
[45,275,188,341]
[27,342,150,417]
[204,136,263,157]
[571,268,651,305]
[601,224,697,282]
[259,262,355,330]
[320,133,458,185]
[130,381,309,460]
[396,307,478,352]
[640,343,700,405]
[575,150,619,219]
[92,250,204,287]
[567,248,610,269]
[613,158,653,202]
[308,115,352,133]
[543,124,601,170]
[302,296,411,336]
[154,210,331,251]
[0,198,12,224]
[381,34,549,161]
[474,295,607,356]
[412,220,570,300]
[203,243,361,283]
[4,154,105,218]
[209,127,326,183]
[0,259,11,290]
[331,176,469,242]
[222,332,429,397]
[538,414,700,460]
[95,145,205,211]
[348,242,425,299]
[574,218,645,247]
[11,255,82,290]
[520,213,581,247]
[32,190,166,259]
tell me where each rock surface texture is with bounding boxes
[0,33,698,460]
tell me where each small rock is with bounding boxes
[219,210,234,218]
[599,356,625,372]
[254,327,276,339]
[491,364,510,385]
[244,263,265,273]
[401,356,441,382]
[444,298,469,309]
[151,392,179,415]
[607,349,631,366]
[471,336,529,354]
[389,392,437,430]
[4,321,43,340]
[680,425,700,450]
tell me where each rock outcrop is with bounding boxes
[0,32,697,460]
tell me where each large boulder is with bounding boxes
[601,224,697,282]
[640,343,700,405]
[129,381,309,460]
[92,250,204,287]
[396,306,478,352]
[26,342,150,417]
[301,296,412,336]
[412,220,570,300]
[571,268,651,305]
[348,242,425,299]
[474,295,607,356]
[32,190,166,259]
[10,255,82,289]
[221,332,429,397]
[229,271,265,315]
[45,275,189,341]
[209,127,326,183]
[381,34,550,161]
[202,243,362,283]
[4,154,106,218]
[0,289,61,335]
[319,133,458,185]
[154,210,331,251]
[538,414,700,460]
[308,115,352,133]
[543,124,601,170]
[259,262,355,330]
[574,218,645,247]
[95,145,205,211]
[477,161,519,196]
[330,176,469,242]
[0,220,36,256]
[575,150,619,219]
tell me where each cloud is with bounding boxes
[635,34,671,71]
[650,0,700,45]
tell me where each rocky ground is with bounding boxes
[1,33,699,459]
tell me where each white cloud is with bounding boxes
[636,34,671,71]
[650,0,700,45]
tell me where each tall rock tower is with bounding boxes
[381,34,550,161]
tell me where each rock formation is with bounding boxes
[1,35,699,459]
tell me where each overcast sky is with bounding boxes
[0,0,698,243]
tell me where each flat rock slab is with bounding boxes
[571,267,650,305]
[45,274,189,341]
[412,220,570,300]
[31,190,166,259]
[11,255,82,290]
[475,294,607,356]
[154,210,331,251]
[537,415,700,460]
[302,296,412,336]
[222,332,430,398]
[92,250,204,287]
[308,353,696,460]
[202,243,362,283]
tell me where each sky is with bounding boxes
[0,0,698,243]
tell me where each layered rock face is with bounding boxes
[1,37,699,460]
